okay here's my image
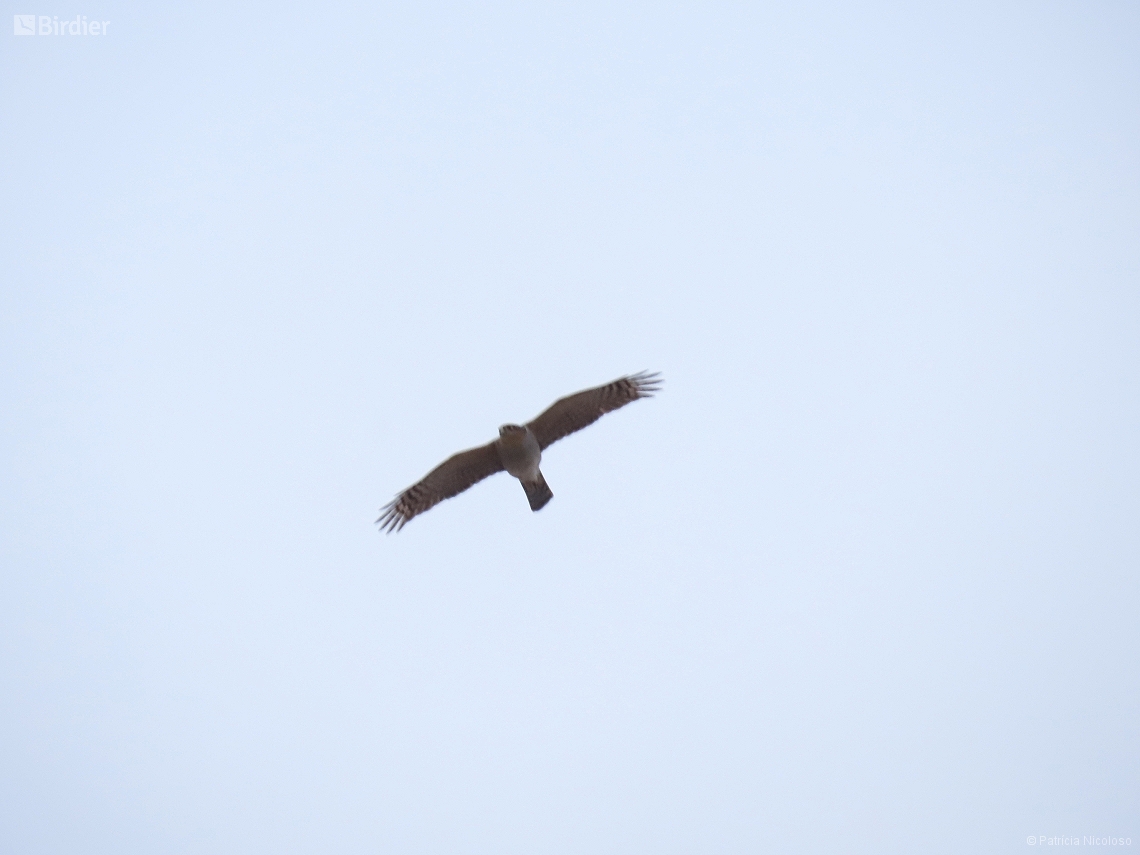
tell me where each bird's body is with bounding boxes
[377,371,661,532]
[496,424,552,511]
[496,424,541,481]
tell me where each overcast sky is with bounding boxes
[2,2,1137,853]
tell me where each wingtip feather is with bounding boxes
[626,370,663,397]
[376,500,406,534]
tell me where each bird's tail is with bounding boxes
[521,471,553,511]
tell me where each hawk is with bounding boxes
[377,371,662,532]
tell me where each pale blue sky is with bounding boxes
[2,2,1138,853]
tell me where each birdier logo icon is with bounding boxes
[12,14,109,35]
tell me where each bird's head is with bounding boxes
[498,424,525,437]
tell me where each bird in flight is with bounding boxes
[377,371,662,532]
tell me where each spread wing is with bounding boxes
[526,371,662,451]
[377,441,504,532]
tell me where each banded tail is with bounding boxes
[521,471,553,511]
